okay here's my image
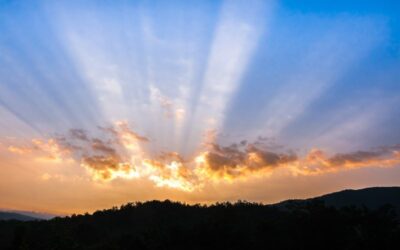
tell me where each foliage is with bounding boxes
[0,200,399,250]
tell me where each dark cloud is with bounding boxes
[202,141,298,178]
[328,151,383,166]
[69,129,89,141]
[91,138,117,156]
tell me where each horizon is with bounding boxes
[2,185,399,217]
[1,0,400,215]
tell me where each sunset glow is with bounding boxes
[1,0,400,215]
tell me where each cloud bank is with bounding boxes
[6,122,400,192]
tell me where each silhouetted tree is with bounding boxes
[0,200,399,250]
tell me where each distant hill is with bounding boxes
[277,187,400,210]
[316,186,400,208]
[2,210,56,220]
[0,212,39,221]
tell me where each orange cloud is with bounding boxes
[7,138,71,163]
[5,123,400,192]
[292,147,400,175]
[81,155,137,181]
[193,142,297,180]
[7,145,32,155]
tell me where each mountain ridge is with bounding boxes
[1,186,400,249]
[2,186,399,221]
[0,212,39,221]
[275,186,400,210]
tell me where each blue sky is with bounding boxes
[1,0,399,153]
[0,0,400,212]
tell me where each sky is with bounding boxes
[1,0,400,215]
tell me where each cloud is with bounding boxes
[81,155,135,181]
[115,121,149,143]
[295,146,400,175]
[194,142,297,180]
[6,122,400,191]
[143,157,196,192]
[69,129,89,141]
[7,145,32,155]
[7,138,71,163]
[91,138,117,155]
[195,141,400,181]
[328,151,383,166]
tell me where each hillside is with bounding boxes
[316,187,400,209]
[277,187,400,210]
[0,212,38,221]
[0,187,399,250]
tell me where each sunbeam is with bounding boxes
[0,0,400,214]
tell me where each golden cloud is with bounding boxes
[5,122,400,192]
[7,138,71,163]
